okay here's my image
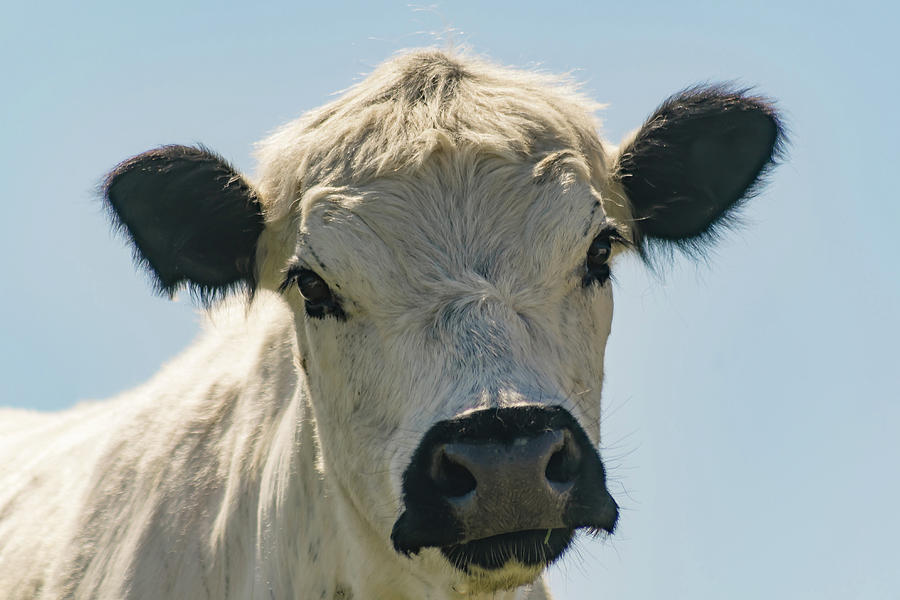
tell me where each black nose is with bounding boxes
[431,428,579,538]
[391,406,618,570]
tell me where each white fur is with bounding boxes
[0,49,636,599]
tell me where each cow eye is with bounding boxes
[297,269,331,300]
[283,268,346,320]
[583,233,613,287]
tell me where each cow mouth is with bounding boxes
[440,527,575,572]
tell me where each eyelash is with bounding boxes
[278,265,306,294]
[582,226,629,288]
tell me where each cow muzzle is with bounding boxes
[391,406,618,572]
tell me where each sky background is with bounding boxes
[2,1,898,598]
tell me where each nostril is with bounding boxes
[545,431,581,485]
[432,450,477,497]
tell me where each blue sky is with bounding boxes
[2,2,898,598]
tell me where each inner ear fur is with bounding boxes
[103,145,264,302]
[614,85,786,255]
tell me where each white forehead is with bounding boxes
[294,151,611,311]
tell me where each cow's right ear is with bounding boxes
[103,145,265,301]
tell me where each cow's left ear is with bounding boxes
[103,145,264,301]
[613,86,785,254]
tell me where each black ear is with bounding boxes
[103,145,264,301]
[615,85,785,255]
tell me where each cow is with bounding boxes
[0,49,783,599]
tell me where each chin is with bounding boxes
[452,562,545,595]
[441,528,574,593]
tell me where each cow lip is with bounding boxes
[439,528,576,572]
[391,507,618,560]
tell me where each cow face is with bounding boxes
[103,52,782,595]
[274,152,622,591]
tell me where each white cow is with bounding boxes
[0,50,783,599]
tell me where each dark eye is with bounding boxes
[583,234,612,287]
[297,269,332,302]
[284,268,345,320]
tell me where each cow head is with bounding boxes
[103,51,783,595]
